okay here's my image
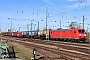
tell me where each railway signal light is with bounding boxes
[33,49,36,60]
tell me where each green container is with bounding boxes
[0,41,9,59]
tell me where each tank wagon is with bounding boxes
[38,29,50,39]
[38,30,43,38]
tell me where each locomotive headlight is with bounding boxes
[79,34,81,36]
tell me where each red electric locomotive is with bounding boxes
[50,28,86,42]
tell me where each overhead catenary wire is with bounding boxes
[49,0,88,18]
[15,0,39,20]
[22,0,89,19]
[23,0,45,13]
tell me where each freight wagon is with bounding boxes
[17,32,22,38]
[12,32,17,37]
[22,31,29,38]
[22,31,38,38]
[8,32,22,38]
[1,32,10,36]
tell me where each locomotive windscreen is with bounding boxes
[78,30,85,33]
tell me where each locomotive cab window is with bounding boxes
[78,30,85,33]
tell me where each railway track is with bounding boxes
[0,36,90,60]
[11,40,90,60]
[17,38,90,55]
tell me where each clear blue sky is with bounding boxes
[0,0,90,32]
